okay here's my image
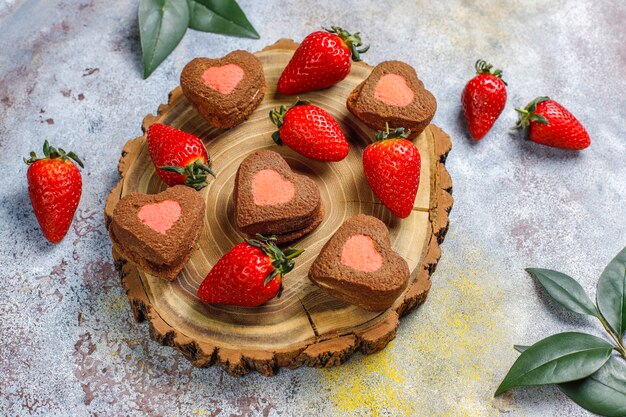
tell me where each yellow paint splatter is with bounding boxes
[101,292,131,314]
[319,232,520,416]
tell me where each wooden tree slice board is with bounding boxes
[104,39,453,376]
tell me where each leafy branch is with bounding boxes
[496,246,626,417]
[139,0,259,79]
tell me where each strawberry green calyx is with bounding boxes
[513,96,551,130]
[24,140,84,168]
[324,26,370,62]
[269,99,310,145]
[246,234,304,288]
[159,158,215,190]
[375,122,411,141]
[475,59,507,85]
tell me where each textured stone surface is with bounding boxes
[1,0,624,416]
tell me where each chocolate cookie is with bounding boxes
[180,50,265,129]
[109,185,205,281]
[234,150,322,243]
[308,214,409,312]
[347,61,436,138]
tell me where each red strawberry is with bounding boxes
[514,97,590,150]
[269,100,349,161]
[24,141,83,243]
[363,125,421,218]
[197,235,303,307]
[146,123,214,190]
[277,26,369,95]
[461,59,508,140]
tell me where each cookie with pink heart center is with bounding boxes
[234,150,323,244]
[108,185,205,281]
[347,60,437,138]
[308,214,409,312]
[180,50,266,129]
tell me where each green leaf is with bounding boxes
[514,345,626,416]
[597,246,626,338]
[559,356,626,417]
[139,0,190,79]
[187,0,259,39]
[514,345,530,353]
[526,268,599,317]
[495,332,614,396]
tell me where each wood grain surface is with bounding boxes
[104,39,453,376]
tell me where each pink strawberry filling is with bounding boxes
[201,64,245,95]
[137,200,181,234]
[252,169,295,206]
[374,74,414,107]
[340,234,383,273]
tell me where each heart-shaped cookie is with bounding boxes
[347,60,437,138]
[180,50,266,129]
[108,185,205,281]
[234,150,323,244]
[308,214,409,312]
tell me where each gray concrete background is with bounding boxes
[1,0,624,415]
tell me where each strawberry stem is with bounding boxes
[324,26,369,62]
[375,122,410,141]
[474,59,507,85]
[24,140,84,168]
[159,158,215,190]
[512,96,550,130]
[269,105,287,128]
[246,234,304,287]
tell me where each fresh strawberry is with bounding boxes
[461,59,508,140]
[277,26,369,95]
[514,97,590,150]
[197,235,303,307]
[363,125,421,218]
[146,123,214,190]
[24,141,83,243]
[269,100,349,161]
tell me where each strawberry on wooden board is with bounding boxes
[277,26,369,95]
[363,125,421,219]
[197,235,303,307]
[269,100,350,161]
[461,59,508,140]
[514,97,590,150]
[146,123,214,190]
[24,141,84,243]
